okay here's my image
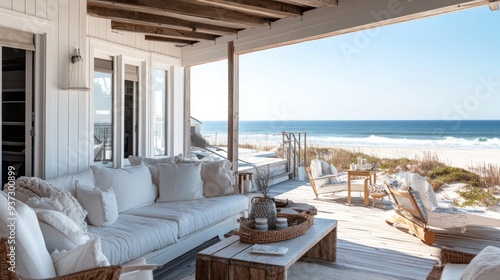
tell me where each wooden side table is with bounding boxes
[370,192,388,207]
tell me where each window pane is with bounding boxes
[93,71,113,163]
[124,79,138,158]
[153,69,167,156]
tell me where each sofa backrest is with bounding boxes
[46,168,95,197]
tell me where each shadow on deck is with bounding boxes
[156,179,500,280]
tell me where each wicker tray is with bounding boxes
[233,213,312,244]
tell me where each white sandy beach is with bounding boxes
[333,146,500,170]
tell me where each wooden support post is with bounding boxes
[227,41,239,178]
[184,66,191,157]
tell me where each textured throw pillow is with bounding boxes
[461,246,500,280]
[51,235,110,276]
[157,162,204,202]
[25,196,64,212]
[128,155,176,186]
[201,160,235,197]
[91,164,156,213]
[0,192,57,279]
[76,182,118,227]
[34,209,90,250]
[8,177,88,232]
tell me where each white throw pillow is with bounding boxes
[410,173,438,211]
[310,158,323,177]
[91,164,156,213]
[51,235,110,276]
[157,162,204,202]
[320,161,330,175]
[128,156,176,186]
[461,246,500,280]
[0,192,57,279]
[329,164,339,175]
[76,183,118,227]
[35,209,90,250]
[201,160,235,197]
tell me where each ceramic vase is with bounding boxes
[250,197,277,229]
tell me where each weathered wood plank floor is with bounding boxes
[157,179,500,280]
[268,179,500,280]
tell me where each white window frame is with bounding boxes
[89,39,149,168]
[150,54,181,158]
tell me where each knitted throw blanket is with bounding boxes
[8,176,88,231]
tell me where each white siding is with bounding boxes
[0,0,84,179]
[1,1,184,179]
[87,17,181,58]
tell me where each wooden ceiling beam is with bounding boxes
[111,21,218,41]
[88,5,239,35]
[194,0,304,18]
[274,0,338,8]
[88,0,269,27]
[145,35,197,46]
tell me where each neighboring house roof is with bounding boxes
[191,117,202,125]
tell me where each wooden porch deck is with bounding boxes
[268,179,500,279]
[158,179,500,279]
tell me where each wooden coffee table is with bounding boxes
[196,218,337,280]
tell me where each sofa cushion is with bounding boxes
[91,164,156,213]
[51,235,110,276]
[461,246,500,280]
[0,192,57,279]
[441,263,468,280]
[88,214,178,265]
[201,160,235,197]
[124,194,248,238]
[46,168,95,197]
[128,155,176,186]
[76,184,118,227]
[157,162,204,202]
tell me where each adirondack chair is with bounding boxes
[386,172,500,245]
[305,158,369,206]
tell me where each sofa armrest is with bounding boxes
[119,257,157,280]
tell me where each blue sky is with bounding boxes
[191,6,500,121]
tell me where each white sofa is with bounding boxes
[3,156,248,278]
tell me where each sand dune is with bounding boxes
[334,146,499,170]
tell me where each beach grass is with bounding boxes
[304,145,500,208]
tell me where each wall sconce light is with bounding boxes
[68,46,90,91]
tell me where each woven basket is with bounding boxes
[233,213,312,244]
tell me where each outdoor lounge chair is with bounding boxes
[386,172,500,245]
[306,158,369,206]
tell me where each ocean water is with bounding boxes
[200,120,500,150]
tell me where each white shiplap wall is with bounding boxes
[1,1,183,179]
[87,17,181,58]
[0,0,88,179]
